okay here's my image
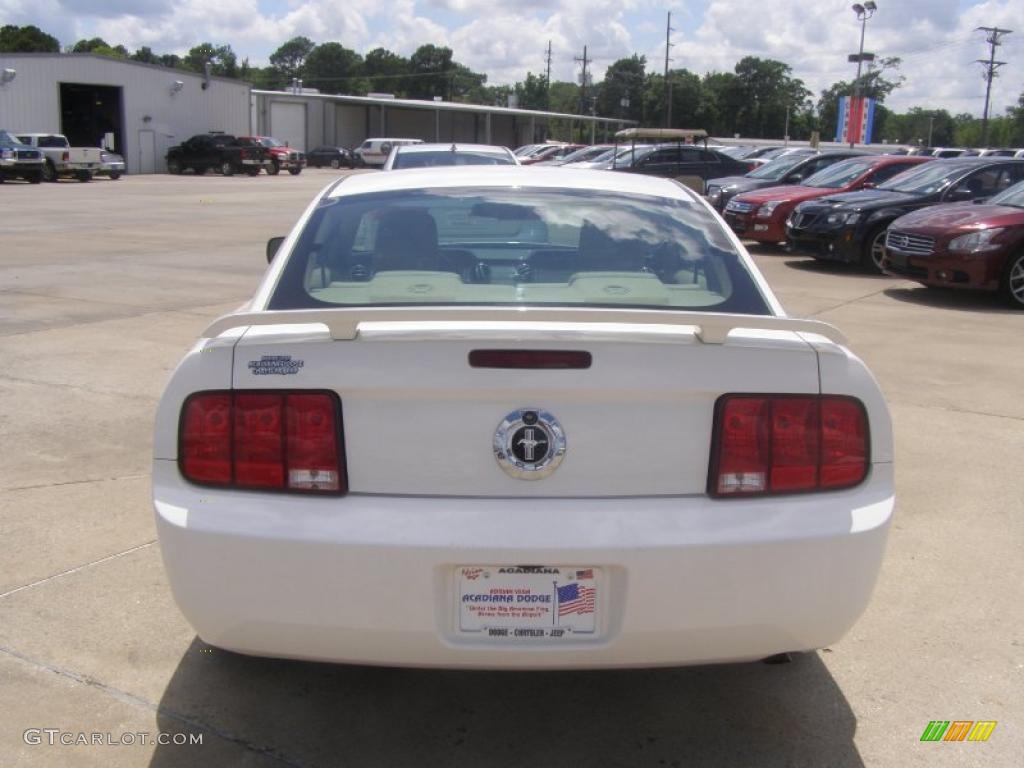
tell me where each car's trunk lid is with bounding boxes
[229,317,825,497]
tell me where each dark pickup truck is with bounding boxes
[165,133,271,176]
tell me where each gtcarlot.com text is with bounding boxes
[23,729,202,746]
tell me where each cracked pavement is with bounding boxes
[1,172,1021,767]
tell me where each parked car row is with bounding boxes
[166,133,307,177]
[709,150,1024,307]
[1,129,123,183]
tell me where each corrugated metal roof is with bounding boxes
[253,90,637,125]
[0,52,249,85]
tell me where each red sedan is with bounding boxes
[723,155,931,244]
[882,179,1024,307]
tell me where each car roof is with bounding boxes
[394,143,512,154]
[928,156,1024,168]
[327,165,697,201]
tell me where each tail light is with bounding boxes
[63,151,70,162]
[180,391,346,494]
[709,394,868,497]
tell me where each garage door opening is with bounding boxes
[59,83,124,153]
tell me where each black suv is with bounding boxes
[786,158,1024,272]
[705,150,868,211]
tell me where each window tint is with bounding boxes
[392,151,514,168]
[748,153,809,180]
[989,179,1024,207]
[949,167,1018,198]
[37,136,68,148]
[867,162,920,185]
[269,187,770,315]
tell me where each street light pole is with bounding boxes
[849,2,877,148]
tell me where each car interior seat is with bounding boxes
[373,209,441,272]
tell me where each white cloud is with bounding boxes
[1,0,1021,117]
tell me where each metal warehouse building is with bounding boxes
[250,91,634,154]
[0,53,251,174]
[0,53,632,174]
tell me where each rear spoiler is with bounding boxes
[202,307,846,346]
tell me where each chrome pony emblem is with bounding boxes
[494,409,566,480]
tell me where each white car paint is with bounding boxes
[154,167,894,668]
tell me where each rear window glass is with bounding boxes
[268,187,770,314]
[392,151,514,168]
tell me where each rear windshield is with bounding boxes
[269,187,770,314]
[36,135,68,148]
[392,151,514,169]
[747,153,809,180]
[803,159,874,188]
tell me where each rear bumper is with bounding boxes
[154,459,894,669]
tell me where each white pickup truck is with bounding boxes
[15,133,103,182]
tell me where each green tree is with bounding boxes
[132,46,161,65]
[363,48,410,95]
[268,36,315,85]
[449,62,487,102]
[71,38,127,58]
[515,72,549,111]
[700,72,744,136]
[729,56,810,139]
[0,24,60,53]
[596,55,646,123]
[159,53,182,69]
[304,42,365,95]
[183,42,238,78]
[408,44,453,100]
[71,37,107,52]
[547,81,582,140]
[643,69,704,129]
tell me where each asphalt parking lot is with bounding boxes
[1,171,1021,768]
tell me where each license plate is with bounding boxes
[456,566,600,640]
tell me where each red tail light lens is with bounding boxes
[180,391,345,494]
[710,395,868,497]
[181,393,232,484]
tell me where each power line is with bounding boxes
[976,26,1012,145]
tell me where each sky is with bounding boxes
[3,0,1023,118]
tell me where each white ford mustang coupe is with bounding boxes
[153,167,893,669]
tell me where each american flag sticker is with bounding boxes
[556,582,596,618]
[575,569,594,580]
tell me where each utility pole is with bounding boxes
[976,26,1011,147]
[664,11,674,128]
[574,45,591,140]
[544,40,552,88]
